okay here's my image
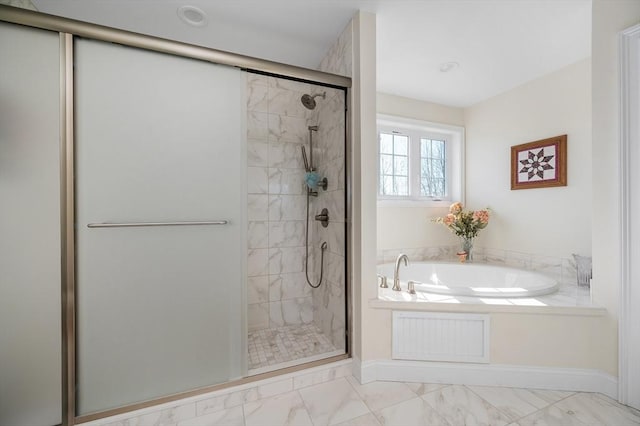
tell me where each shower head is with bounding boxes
[300,92,326,110]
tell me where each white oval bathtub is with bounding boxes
[377,262,559,298]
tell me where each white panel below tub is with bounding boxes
[392,311,490,363]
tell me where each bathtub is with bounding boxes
[377,262,559,298]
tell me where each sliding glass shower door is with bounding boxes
[75,39,246,415]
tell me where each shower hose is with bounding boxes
[304,189,327,288]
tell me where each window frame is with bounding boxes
[378,131,411,197]
[377,114,465,207]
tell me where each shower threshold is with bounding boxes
[248,324,344,376]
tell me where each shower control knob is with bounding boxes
[314,208,329,228]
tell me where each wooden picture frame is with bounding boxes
[511,135,567,190]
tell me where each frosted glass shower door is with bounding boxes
[75,39,245,415]
[0,22,61,426]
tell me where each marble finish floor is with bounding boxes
[248,324,337,371]
[105,374,640,426]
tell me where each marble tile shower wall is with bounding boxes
[246,74,346,339]
[247,74,312,331]
[309,88,346,350]
[377,246,579,286]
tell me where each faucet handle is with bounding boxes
[407,280,416,294]
[377,274,388,288]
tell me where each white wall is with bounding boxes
[590,0,640,379]
[377,93,465,126]
[377,60,593,261]
[592,0,640,318]
[351,11,380,363]
[376,93,465,251]
[465,58,592,260]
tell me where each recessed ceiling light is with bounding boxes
[439,62,459,73]
[177,5,208,27]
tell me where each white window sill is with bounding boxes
[377,198,451,208]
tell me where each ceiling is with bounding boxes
[29,0,591,108]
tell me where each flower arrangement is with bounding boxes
[433,202,490,239]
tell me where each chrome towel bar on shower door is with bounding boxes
[87,220,229,228]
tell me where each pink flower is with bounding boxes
[444,214,456,225]
[473,209,490,224]
[449,202,463,214]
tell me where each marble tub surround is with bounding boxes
[84,360,639,426]
[378,246,580,287]
[378,245,458,265]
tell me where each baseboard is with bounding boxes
[354,358,618,400]
[351,356,363,383]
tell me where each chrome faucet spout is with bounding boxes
[393,254,409,291]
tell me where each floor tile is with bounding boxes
[93,374,640,426]
[298,377,370,426]
[594,393,640,418]
[177,406,244,426]
[553,393,640,425]
[243,390,313,426]
[346,376,417,412]
[374,396,450,426]
[422,384,512,426]
[334,412,383,426]
[405,382,449,396]
[467,386,568,421]
[519,389,575,409]
[514,403,588,426]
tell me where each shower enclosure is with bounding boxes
[0,6,348,425]
[246,77,347,374]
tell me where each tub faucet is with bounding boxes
[377,274,388,288]
[393,254,409,291]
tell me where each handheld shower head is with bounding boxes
[300,91,326,110]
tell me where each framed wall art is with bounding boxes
[511,134,567,190]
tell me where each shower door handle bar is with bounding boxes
[87,220,229,228]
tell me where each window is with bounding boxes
[420,138,446,198]
[379,133,409,196]
[377,114,464,205]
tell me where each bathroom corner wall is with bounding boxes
[246,73,315,331]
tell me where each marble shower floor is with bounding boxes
[248,324,341,374]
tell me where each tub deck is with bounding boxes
[373,283,601,316]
